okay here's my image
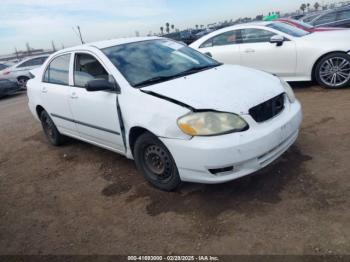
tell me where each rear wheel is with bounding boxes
[133,132,181,191]
[40,110,66,146]
[315,53,350,89]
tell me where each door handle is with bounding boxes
[71,92,78,99]
[41,87,48,93]
[245,48,255,53]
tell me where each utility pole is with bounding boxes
[51,41,56,52]
[77,26,84,44]
[14,47,19,60]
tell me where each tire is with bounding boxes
[17,76,29,89]
[315,52,350,89]
[40,111,66,146]
[133,132,181,191]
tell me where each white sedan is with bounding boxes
[190,22,350,89]
[27,37,302,191]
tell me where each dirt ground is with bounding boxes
[0,85,349,255]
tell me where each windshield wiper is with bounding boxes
[134,63,221,88]
[133,75,177,88]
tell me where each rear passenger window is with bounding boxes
[74,53,109,88]
[43,54,70,85]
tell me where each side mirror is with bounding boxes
[270,35,285,46]
[85,75,121,93]
[85,79,114,92]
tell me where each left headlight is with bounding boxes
[177,111,248,136]
[280,78,296,103]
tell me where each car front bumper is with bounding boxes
[160,100,302,184]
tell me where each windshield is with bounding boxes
[267,22,310,37]
[102,39,220,87]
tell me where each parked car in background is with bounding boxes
[300,11,325,23]
[0,55,49,88]
[277,18,346,32]
[164,30,200,44]
[304,6,350,28]
[190,21,350,88]
[0,79,20,98]
[0,62,14,71]
[27,37,301,191]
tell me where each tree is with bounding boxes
[171,24,175,31]
[160,27,164,35]
[300,3,307,13]
[307,3,310,11]
[195,24,199,29]
[314,2,320,10]
[165,23,170,34]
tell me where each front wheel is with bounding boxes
[133,132,181,191]
[315,53,350,89]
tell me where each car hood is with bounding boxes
[142,65,285,114]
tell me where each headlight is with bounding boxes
[177,111,248,136]
[280,78,296,103]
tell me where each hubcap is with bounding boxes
[320,57,350,87]
[144,145,172,180]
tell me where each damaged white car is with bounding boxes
[27,37,302,191]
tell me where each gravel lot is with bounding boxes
[0,85,349,255]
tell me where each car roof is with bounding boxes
[60,36,162,53]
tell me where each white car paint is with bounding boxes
[190,22,350,82]
[27,37,302,185]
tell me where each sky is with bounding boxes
[0,0,339,55]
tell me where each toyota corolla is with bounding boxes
[27,37,302,191]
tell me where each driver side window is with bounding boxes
[74,53,109,88]
[200,30,239,48]
[240,29,276,44]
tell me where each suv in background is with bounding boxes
[306,6,350,28]
[0,55,49,88]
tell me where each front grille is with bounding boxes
[249,93,285,123]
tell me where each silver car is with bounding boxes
[0,55,49,88]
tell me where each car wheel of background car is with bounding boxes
[40,110,66,146]
[315,52,350,89]
[17,76,29,89]
[133,132,181,191]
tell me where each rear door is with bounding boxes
[197,30,241,65]
[239,28,297,77]
[41,53,78,136]
[68,52,124,152]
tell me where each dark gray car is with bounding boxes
[307,6,350,28]
[0,79,21,98]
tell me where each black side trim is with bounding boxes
[51,114,120,136]
[116,96,127,152]
[140,90,195,111]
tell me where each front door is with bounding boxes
[239,28,297,77]
[68,52,124,152]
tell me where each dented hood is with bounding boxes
[142,65,285,114]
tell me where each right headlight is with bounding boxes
[177,111,248,136]
[280,78,296,103]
